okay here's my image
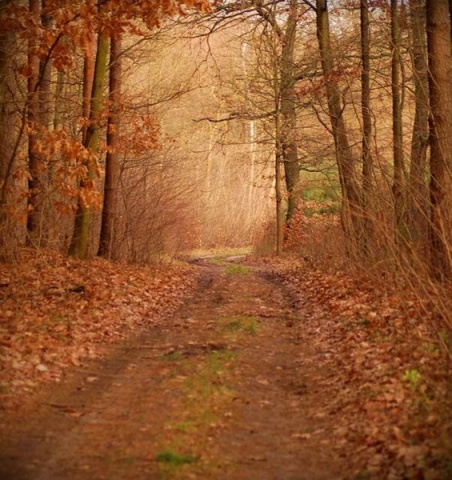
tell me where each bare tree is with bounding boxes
[315,0,362,249]
[427,0,452,279]
[407,0,429,248]
[391,0,405,239]
[26,0,42,242]
[360,0,374,252]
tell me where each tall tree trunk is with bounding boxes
[53,70,65,129]
[69,31,109,259]
[98,36,121,259]
[275,149,284,256]
[38,0,53,245]
[81,33,96,143]
[0,0,14,203]
[407,0,429,247]
[391,0,406,239]
[315,0,362,249]
[275,78,284,255]
[281,0,300,225]
[26,0,42,243]
[0,0,17,257]
[360,0,374,251]
[426,0,452,280]
[38,0,51,130]
[0,0,11,104]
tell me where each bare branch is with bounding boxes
[193,110,276,123]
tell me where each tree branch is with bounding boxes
[193,110,276,123]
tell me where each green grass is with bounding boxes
[402,368,422,388]
[222,315,259,337]
[160,351,183,361]
[354,470,371,480]
[225,320,242,332]
[156,449,198,465]
[225,264,252,275]
[156,349,237,478]
[172,421,195,433]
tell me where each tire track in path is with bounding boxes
[0,261,346,480]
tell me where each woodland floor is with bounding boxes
[0,253,451,480]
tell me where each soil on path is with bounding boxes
[0,260,355,479]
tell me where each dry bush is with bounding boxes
[285,197,452,358]
[283,202,345,267]
[254,220,278,256]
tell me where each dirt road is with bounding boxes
[0,260,355,479]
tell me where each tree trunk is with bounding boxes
[426,0,452,280]
[53,70,65,129]
[0,0,17,258]
[98,36,121,259]
[315,0,362,250]
[81,33,96,144]
[275,83,284,255]
[391,0,406,240]
[0,0,14,203]
[407,0,429,248]
[275,149,284,256]
[26,0,43,243]
[69,31,109,259]
[360,0,374,252]
[281,0,301,225]
[38,0,54,246]
[38,0,51,130]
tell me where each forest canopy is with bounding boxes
[0,0,451,284]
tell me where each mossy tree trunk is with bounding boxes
[69,31,109,259]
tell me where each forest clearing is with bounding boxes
[1,0,452,479]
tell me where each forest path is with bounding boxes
[0,259,348,480]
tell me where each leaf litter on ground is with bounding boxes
[1,250,451,479]
[0,249,199,407]
[253,255,452,480]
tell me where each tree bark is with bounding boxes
[82,33,96,144]
[315,0,362,249]
[69,31,109,259]
[360,0,374,251]
[407,0,429,247]
[426,0,452,279]
[275,72,284,256]
[38,0,51,130]
[281,0,301,225]
[98,36,121,259]
[26,0,43,243]
[0,0,17,257]
[275,149,284,256]
[391,0,406,239]
[0,0,15,201]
